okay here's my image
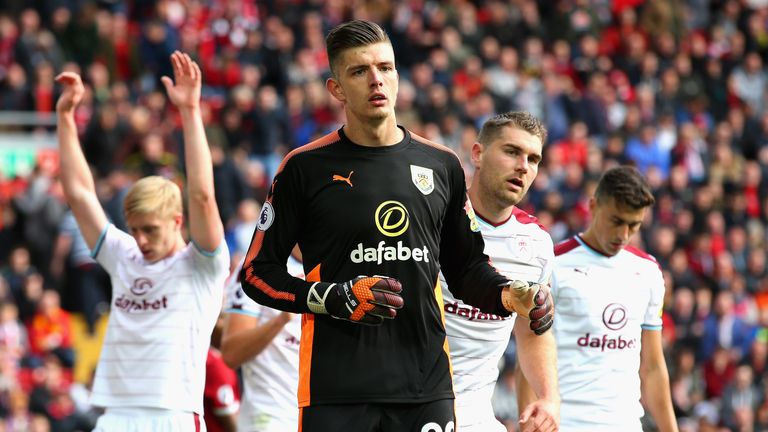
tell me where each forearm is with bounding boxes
[179,107,223,250]
[515,361,538,416]
[221,313,291,368]
[57,112,96,202]
[515,316,559,402]
[180,107,215,202]
[241,259,314,313]
[641,365,678,432]
[443,260,510,316]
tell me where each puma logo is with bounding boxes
[332,171,354,187]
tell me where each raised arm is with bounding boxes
[161,51,223,253]
[55,73,108,250]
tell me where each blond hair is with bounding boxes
[124,176,183,218]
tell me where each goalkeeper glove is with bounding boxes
[306,276,404,325]
[501,280,553,335]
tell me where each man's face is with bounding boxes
[473,126,542,208]
[327,42,398,122]
[126,212,182,263]
[588,197,646,256]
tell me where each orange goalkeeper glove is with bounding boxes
[307,276,404,325]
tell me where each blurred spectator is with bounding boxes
[625,122,671,180]
[50,210,110,335]
[229,199,260,260]
[29,356,92,432]
[12,166,66,276]
[670,346,705,419]
[6,388,34,431]
[210,137,248,228]
[0,246,36,302]
[0,302,27,365]
[700,290,756,363]
[17,272,45,325]
[26,290,74,369]
[703,345,737,400]
[720,365,761,431]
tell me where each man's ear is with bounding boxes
[326,77,345,103]
[471,142,484,170]
[173,213,183,229]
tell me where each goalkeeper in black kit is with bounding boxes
[240,19,554,432]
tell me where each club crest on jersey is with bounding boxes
[257,202,275,231]
[463,199,480,232]
[410,165,434,195]
[130,277,154,296]
[602,303,628,330]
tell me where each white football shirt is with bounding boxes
[90,224,230,414]
[225,256,303,432]
[442,207,553,430]
[553,235,664,432]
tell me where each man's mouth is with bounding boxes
[369,93,386,102]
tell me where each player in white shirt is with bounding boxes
[220,248,303,432]
[519,166,678,432]
[55,52,230,432]
[442,112,559,432]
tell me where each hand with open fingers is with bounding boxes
[161,51,202,110]
[306,276,404,325]
[518,399,560,432]
[54,72,85,113]
[501,280,554,335]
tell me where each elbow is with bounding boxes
[219,342,242,369]
[188,189,216,207]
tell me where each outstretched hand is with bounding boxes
[161,50,202,110]
[54,72,85,114]
[519,398,559,432]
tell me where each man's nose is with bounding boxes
[369,69,383,87]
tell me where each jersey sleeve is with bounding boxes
[189,239,230,278]
[91,224,135,275]
[225,268,264,318]
[239,157,317,313]
[536,234,555,285]
[642,260,665,330]
[438,157,510,316]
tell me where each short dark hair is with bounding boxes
[476,111,548,146]
[326,20,390,77]
[594,166,655,210]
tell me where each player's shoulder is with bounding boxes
[554,236,582,257]
[280,131,343,167]
[623,245,662,270]
[409,130,461,163]
[509,207,549,237]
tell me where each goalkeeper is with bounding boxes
[240,20,553,432]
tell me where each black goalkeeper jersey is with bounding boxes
[241,127,509,406]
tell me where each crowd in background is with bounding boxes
[1,0,768,431]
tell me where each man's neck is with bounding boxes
[468,180,514,225]
[344,114,403,147]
